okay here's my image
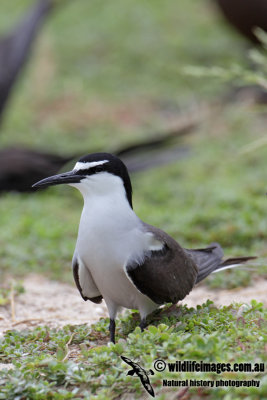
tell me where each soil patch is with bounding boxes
[0,274,266,334]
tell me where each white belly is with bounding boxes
[75,203,158,316]
[76,236,157,314]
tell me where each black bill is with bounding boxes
[32,170,84,189]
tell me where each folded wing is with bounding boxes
[72,253,103,303]
[125,223,198,304]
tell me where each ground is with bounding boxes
[1,275,267,334]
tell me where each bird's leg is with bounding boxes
[109,318,116,343]
[140,318,147,331]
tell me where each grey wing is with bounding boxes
[125,223,198,305]
[72,253,103,303]
[184,243,224,284]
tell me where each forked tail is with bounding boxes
[185,243,256,285]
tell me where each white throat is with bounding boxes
[70,172,131,210]
[73,172,134,234]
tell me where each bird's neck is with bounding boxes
[81,189,138,233]
[74,173,133,210]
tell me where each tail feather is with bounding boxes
[220,256,257,267]
[185,243,256,285]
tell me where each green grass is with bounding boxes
[0,0,266,399]
[0,301,266,399]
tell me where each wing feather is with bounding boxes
[72,253,103,303]
[125,223,198,304]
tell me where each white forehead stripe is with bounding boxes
[74,160,109,171]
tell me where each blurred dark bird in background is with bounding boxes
[215,0,267,45]
[0,147,74,193]
[214,1,267,103]
[0,0,65,193]
[0,0,93,195]
[0,112,199,193]
[0,0,54,123]
[0,0,202,194]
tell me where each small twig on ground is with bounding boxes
[12,318,46,327]
[62,332,76,362]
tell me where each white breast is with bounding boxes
[73,172,158,314]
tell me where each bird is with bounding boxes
[0,147,75,193]
[215,0,267,46]
[0,118,194,194]
[121,355,155,397]
[32,152,256,343]
[0,0,54,124]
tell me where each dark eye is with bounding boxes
[94,166,103,173]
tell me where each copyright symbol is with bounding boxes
[154,359,166,372]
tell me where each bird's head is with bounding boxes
[32,152,133,208]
